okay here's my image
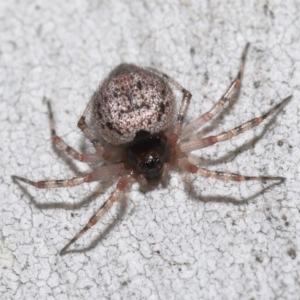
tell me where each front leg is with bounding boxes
[180,43,250,139]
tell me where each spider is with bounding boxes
[13,43,291,255]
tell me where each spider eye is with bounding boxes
[139,155,162,176]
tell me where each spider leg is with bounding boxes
[77,97,110,160]
[178,157,284,181]
[60,174,134,254]
[46,100,104,163]
[12,163,125,189]
[180,95,292,153]
[147,67,192,140]
[181,43,250,139]
[162,163,170,183]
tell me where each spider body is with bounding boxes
[13,44,291,254]
[94,64,177,182]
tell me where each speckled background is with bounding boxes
[1,1,299,299]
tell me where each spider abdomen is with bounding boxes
[93,64,175,145]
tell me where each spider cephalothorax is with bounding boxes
[124,130,170,181]
[13,43,290,254]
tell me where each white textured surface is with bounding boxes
[1,1,300,299]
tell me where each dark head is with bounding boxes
[125,131,169,181]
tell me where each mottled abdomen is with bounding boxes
[93,64,176,145]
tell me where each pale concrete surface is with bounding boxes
[1,1,300,299]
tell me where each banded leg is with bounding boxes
[77,97,110,160]
[180,95,292,153]
[12,163,125,189]
[47,100,102,163]
[181,43,250,139]
[178,157,284,181]
[60,174,135,254]
[148,67,192,140]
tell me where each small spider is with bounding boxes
[14,44,291,254]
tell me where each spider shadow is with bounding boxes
[60,192,130,255]
[13,174,128,255]
[187,179,283,206]
[12,173,117,211]
[51,144,84,177]
[183,108,286,205]
[12,115,128,255]
[48,107,111,177]
[194,111,278,167]
[13,93,289,254]
[50,135,105,176]
[200,90,241,137]
[185,77,242,141]
[188,88,290,150]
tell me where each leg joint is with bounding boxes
[77,117,86,129]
